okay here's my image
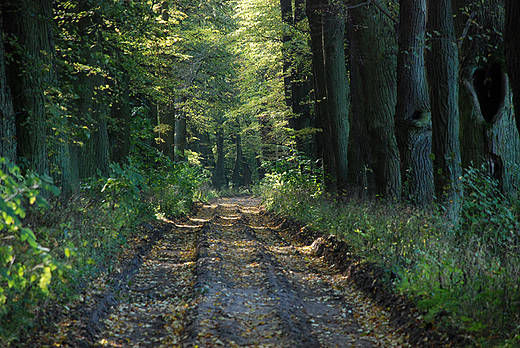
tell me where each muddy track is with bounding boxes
[178,197,408,347]
[35,197,417,347]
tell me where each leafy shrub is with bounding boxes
[0,158,66,344]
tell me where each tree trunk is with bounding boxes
[394,0,433,205]
[232,134,243,188]
[0,21,16,164]
[3,0,53,176]
[426,0,462,215]
[174,97,187,162]
[281,0,313,159]
[212,129,227,189]
[75,0,110,178]
[158,104,175,161]
[505,0,520,139]
[456,1,520,196]
[321,1,350,193]
[349,0,401,199]
[306,0,337,191]
[280,0,293,108]
[110,72,131,164]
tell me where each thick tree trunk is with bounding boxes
[0,22,15,163]
[280,0,293,108]
[282,0,313,159]
[426,0,462,215]
[349,0,401,199]
[306,0,336,191]
[3,0,53,176]
[322,1,350,193]
[455,1,520,196]
[505,0,520,138]
[75,0,110,178]
[394,0,433,205]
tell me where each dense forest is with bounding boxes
[2,0,520,346]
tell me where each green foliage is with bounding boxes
[0,158,64,344]
[261,162,520,345]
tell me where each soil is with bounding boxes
[26,196,468,347]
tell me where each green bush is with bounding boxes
[0,158,66,344]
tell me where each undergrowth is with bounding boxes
[0,148,211,345]
[260,155,520,347]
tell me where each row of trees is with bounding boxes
[277,0,520,212]
[0,0,287,195]
[2,0,520,209]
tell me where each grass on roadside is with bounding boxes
[259,158,520,347]
[0,154,211,346]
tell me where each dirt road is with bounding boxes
[40,197,412,347]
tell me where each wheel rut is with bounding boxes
[87,197,410,347]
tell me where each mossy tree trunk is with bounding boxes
[394,0,433,205]
[3,0,54,176]
[306,0,338,192]
[505,0,520,139]
[322,1,350,193]
[0,21,15,164]
[456,1,520,196]
[349,0,401,199]
[426,0,462,216]
[75,0,110,178]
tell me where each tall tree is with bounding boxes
[0,21,15,163]
[280,0,313,159]
[349,0,400,199]
[3,0,54,175]
[322,0,350,192]
[307,0,337,191]
[426,0,462,215]
[456,0,520,195]
[394,0,433,204]
[505,0,520,138]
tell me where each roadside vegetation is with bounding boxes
[0,151,212,345]
[259,154,520,348]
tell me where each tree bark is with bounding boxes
[0,21,15,163]
[232,133,243,188]
[174,97,187,162]
[157,103,175,161]
[3,0,53,175]
[456,1,520,196]
[110,72,131,164]
[394,0,433,204]
[75,0,110,178]
[212,129,227,189]
[349,0,401,199]
[306,0,336,191]
[505,0,520,138]
[426,0,462,216]
[322,1,350,193]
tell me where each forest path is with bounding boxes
[93,197,409,347]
